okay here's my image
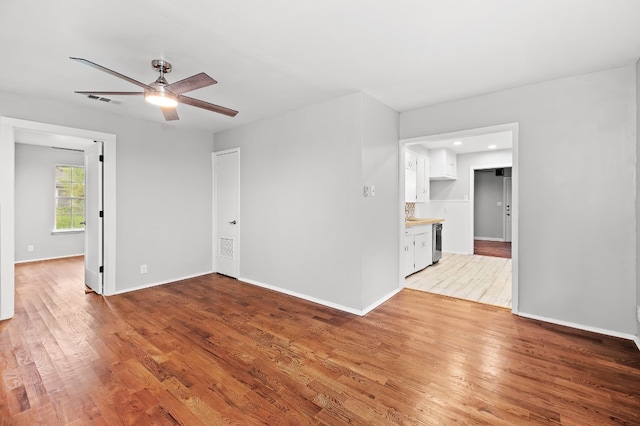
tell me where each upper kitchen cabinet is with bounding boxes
[405,150,417,202]
[405,149,430,203]
[415,155,430,202]
[405,151,417,171]
[429,148,457,180]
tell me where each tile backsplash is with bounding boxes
[405,203,415,220]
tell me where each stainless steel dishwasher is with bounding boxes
[432,223,442,263]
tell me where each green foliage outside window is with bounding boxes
[55,165,85,230]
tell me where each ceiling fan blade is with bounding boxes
[179,95,238,117]
[70,57,152,90]
[75,91,144,96]
[161,107,179,121]
[165,72,217,95]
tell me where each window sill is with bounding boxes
[51,229,84,235]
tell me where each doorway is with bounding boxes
[212,149,240,278]
[0,117,116,320]
[399,123,518,312]
[472,167,512,258]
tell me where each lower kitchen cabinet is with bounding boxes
[403,235,415,277]
[404,225,433,277]
[414,232,432,271]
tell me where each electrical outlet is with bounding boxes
[27,245,34,252]
[140,264,148,274]
[371,185,376,196]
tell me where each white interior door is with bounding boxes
[84,141,103,293]
[214,149,240,278]
[504,177,512,243]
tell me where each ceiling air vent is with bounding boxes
[85,94,122,105]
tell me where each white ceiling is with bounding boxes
[2,1,639,134]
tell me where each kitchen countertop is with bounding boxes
[405,218,445,227]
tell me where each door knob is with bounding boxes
[228,220,237,225]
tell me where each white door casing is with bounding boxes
[0,117,116,321]
[84,141,103,293]
[504,177,512,243]
[213,149,240,278]
[399,122,519,314]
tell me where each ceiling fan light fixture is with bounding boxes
[145,91,178,108]
[71,57,238,120]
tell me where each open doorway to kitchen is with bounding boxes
[399,123,518,311]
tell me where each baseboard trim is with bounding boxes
[361,288,402,316]
[110,270,214,296]
[518,311,639,351]
[239,277,399,316]
[15,253,83,264]
[474,237,505,242]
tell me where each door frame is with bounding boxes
[503,177,512,242]
[0,117,117,320]
[212,148,240,277]
[469,163,512,247]
[398,122,519,314]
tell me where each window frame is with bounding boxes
[53,163,85,233]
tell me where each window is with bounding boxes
[54,165,85,230]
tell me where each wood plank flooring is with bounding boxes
[406,253,512,308]
[2,256,640,424]
[474,240,512,258]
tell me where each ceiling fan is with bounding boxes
[70,57,238,121]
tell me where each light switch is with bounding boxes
[363,185,369,197]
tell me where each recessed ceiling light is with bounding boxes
[453,141,462,146]
[488,144,497,149]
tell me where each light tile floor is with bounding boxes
[405,252,512,308]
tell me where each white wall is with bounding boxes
[214,92,400,313]
[402,66,637,336]
[360,94,400,309]
[430,149,513,200]
[416,149,512,254]
[15,144,84,262]
[0,91,214,294]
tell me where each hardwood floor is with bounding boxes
[2,257,640,424]
[406,253,512,308]
[474,240,512,258]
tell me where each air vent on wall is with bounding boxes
[86,94,122,105]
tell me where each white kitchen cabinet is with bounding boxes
[405,150,417,202]
[403,234,415,277]
[414,230,432,271]
[405,168,417,202]
[406,151,429,203]
[404,225,433,277]
[429,148,457,180]
[416,155,430,202]
[405,150,417,171]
